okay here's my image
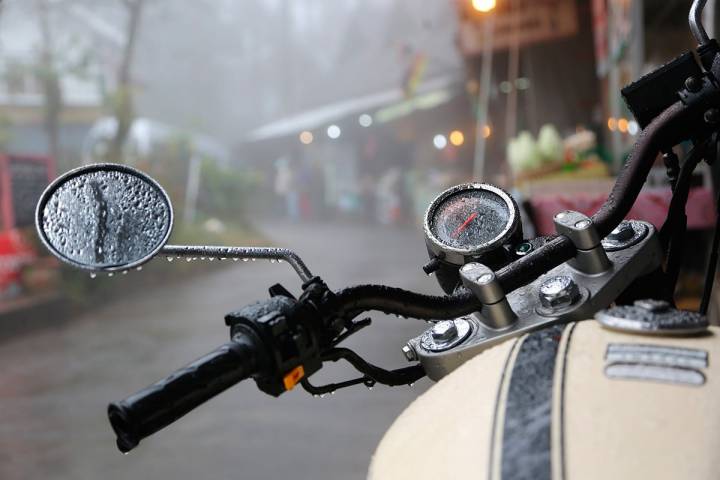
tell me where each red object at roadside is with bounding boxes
[0,154,55,298]
[529,187,716,236]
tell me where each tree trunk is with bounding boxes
[109,0,144,163]
[36,0,62,164]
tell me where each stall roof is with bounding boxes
[244,75,458,142]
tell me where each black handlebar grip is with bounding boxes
[108,334,262,453]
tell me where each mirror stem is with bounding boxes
[161,245,313,283]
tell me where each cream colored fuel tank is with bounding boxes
[369,321,720,480]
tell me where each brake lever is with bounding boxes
[162,244,314,282]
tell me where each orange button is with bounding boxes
[283,365,305,391]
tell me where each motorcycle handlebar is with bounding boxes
[108,333,263,453]
[335,100,693,320]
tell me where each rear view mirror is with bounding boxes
[35,163,173,272]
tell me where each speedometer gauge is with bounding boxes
[424,183,520,265]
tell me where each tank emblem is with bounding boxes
[604,343,708,386]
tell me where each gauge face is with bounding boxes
[425,184,518,261]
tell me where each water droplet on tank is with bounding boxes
[89,273,97,279]
[167,257,174,262]
[122,270,128,275]
[108,272,114,277]
[232,258,239,262]
[242,258,249,262]
[136,266,142,271]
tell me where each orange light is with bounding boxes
[483,124,492,138]
[607,117,617,131]
[449,130,465,146]
[472,0,496,12]
[299,131,313,145]
[617,118,629,133]
[283,365,305,391]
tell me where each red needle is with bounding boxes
[451,212,478,238]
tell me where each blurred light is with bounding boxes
[327,125,341,139]
[618,118,629,133]
[358,114,373,127]
[607,117,617,131]
[499,81,513,94]
[472,0,496,12]
[449,130,465,146]
[466,79,479,94]
[299,131,313,145]
[628,120,639,136]
[515,77,531,90]
[433,134,447,150]
[483,124,491,138]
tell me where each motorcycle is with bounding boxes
[33,0,720,478]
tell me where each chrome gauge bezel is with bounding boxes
[423,183,519,266]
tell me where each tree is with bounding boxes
[35,0,63,163]
[108,0,145,163]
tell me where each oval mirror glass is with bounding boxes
[35,163,173,272]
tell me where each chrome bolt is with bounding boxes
[607,221,635,242]
[539,275,580,310]
[634,299,670,313]
[402,344,417,361]
[575,219,591,229]
[431,320,458,342]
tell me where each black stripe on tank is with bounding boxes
[500,324,565,480]
[487,337,522,480]
[558,322,578,480]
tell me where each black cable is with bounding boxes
[661,138,710,298]
[700,190,720,314]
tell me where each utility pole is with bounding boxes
[473,14,495,181]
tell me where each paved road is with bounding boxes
[0,222,441,480]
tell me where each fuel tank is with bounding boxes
[369,320,720,479]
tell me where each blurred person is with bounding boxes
[376,167,402,225]
[273,157,299,221]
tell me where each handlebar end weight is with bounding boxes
[108,403,140,453]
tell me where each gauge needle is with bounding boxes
[451,212,478,238]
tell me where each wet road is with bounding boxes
[0,222,440,480]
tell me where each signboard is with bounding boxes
[457,0,579,56]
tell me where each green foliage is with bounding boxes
[197,159,260,225]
